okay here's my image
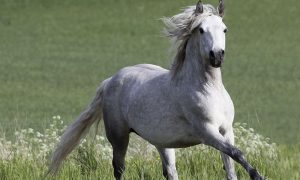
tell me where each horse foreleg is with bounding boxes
[156,147,179,180]
[220,127,237,180]
[199,124,264,180]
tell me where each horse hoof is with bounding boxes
[250,169,265,180]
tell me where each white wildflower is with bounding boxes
[28,128,34,134]
[36,132,43,137]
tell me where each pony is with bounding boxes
[49,1,264,180]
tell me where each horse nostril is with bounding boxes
[221,50,225,56]
[209,51,215,58]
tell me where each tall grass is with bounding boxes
[2,116,297,180]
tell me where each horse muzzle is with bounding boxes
[209,50,225,68]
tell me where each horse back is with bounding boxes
[102,64,171,120]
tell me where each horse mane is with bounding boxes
[162,4,218,76]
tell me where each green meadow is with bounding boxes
[0,0,299,143]
[0,0,299,179]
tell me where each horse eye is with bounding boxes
[199,28,204,34]
[224,28,228,33]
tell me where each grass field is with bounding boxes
[0,0,299,143]
[1,145,298,180]
[0,119,298,179]
[0,0,299,179]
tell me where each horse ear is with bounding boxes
[195,1,204,15]
[218,0,225,17]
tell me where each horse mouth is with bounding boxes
[210,58,223,68]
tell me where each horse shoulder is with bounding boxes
[176,85,234,131]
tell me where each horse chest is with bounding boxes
[202,90,234,125]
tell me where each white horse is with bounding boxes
[49,1,264,180]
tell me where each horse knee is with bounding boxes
[226,145,244,162]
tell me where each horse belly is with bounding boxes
[130,116,201,148]
[153,133,201,148]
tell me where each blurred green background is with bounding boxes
[0,0,299,143]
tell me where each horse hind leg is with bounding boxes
[112,141,128,180]
[107,131,129,180]
[104,115,129,180]
[156,147,179,180]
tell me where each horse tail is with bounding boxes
[48,78,110,174]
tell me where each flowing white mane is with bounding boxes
[162,4,218,75]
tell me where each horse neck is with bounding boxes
[172,36,223,88]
